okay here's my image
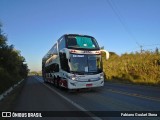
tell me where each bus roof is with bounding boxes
[63,34,95,38]
[42,34,96,60]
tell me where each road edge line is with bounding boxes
[35,76,102,120]
[0,79,24,101]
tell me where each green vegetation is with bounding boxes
[102,51,160,85]
[28,71,42,76]
[0,24,29,94]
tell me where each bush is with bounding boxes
[102,51,160,85]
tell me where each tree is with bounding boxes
[0,23,29,94]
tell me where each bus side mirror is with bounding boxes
[100,50,109,60]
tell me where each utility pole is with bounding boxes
[0,22,2,35]
[155,47,159,54]
[140,45,143,53]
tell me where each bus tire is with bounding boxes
[53,76,56,86]
[43,78,47,83]
[56,77,60,88]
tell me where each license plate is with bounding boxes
[86,84,92,87]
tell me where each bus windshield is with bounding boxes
[66,35,99,49]
[69,54,102,74]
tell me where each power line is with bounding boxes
[127,44,160,52]
[105,0,160,53]
[143,44,160,47]
[140,44,160,52]
[106,0,140,47]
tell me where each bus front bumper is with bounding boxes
[68,79,104,89]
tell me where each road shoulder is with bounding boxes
[0,78,26,111]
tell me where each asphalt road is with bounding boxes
[9,76,160,120]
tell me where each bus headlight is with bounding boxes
[100,73,104,79]
[68,74,79,81]
[71,76,79,81]
[71,77,76,80]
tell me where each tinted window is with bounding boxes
[66,35,99,49]
[59,52,69,72]
[58,37,66,51]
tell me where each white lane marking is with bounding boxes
[105,81,160,91]
[34,76,102,120]
[106,88,160,102]
[0,79,24,101]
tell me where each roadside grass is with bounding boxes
[102,51,160,86]
[0,79,25,115]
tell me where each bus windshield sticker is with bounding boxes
[85,66,88,72]
[73,55,84,57]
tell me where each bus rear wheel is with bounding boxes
[55,77,60,88]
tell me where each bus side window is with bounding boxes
[59,52,69,72]
[58,37,65,51]
[50,64,59,72]
[55,64,59,72]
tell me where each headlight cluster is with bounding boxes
[100,73,104,79]
[68,74,79,81]
[71,76,79,80]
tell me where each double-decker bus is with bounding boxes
[42,34,109,89]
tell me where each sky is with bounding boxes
[0,0,160,71]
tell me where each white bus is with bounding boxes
[42,34,109,89]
